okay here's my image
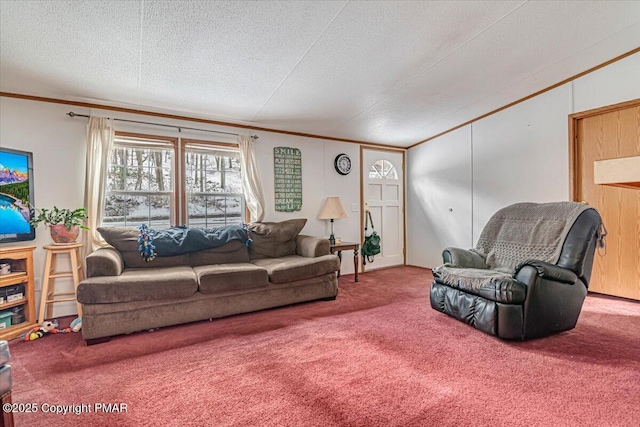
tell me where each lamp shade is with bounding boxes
[318,197,348,220]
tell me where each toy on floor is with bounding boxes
[21,319,71,341]
[70,316,82,332]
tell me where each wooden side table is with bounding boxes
[38,243,84,324]
[329,242,360,282]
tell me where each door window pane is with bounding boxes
[369,160,398,180]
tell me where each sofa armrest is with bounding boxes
[86,248,124,278]
[515,260,578,285]
[0,340,11,398]
[296,235,330,257]
[442,247,485,269]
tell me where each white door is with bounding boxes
[362,149,404,270]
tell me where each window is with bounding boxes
[369,160,398,180]
[102,134,244,228]
[183,141,244,228]
[104,135,176,227]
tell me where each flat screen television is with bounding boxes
[0,147,35,243]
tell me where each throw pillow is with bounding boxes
[97,227,139,252]
[248,219,307,259]
[97,226,189,268]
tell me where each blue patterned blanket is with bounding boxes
[140,224,251,259]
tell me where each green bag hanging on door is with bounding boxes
[362,210,381,265]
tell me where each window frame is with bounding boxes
[103,133,247,228]
[104,132,179,227]
[180,138,246,227]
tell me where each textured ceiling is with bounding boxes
[1,1,639,147]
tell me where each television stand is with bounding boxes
[0,246,37,340]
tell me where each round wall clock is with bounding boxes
[334,153,352,175]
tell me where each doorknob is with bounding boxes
[580,200,589,205]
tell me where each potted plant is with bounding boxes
[30,206,89,244]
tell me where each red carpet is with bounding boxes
[7,266,640,426]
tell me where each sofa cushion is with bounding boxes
[194,263,269,294]
[434,275,526,304]
[251,255,340,284]
[98,227,190,269]
[248,219,307,259]
[78,266,198,304]
[189,241,250,266]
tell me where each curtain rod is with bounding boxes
[67,112,258,139]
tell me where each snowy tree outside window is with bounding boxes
[184,142,244,228]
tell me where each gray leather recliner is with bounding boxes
[431,203,603,340]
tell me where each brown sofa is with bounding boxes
[77,220,340,344]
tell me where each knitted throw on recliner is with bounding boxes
[433,202,593,290]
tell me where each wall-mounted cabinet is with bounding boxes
[593,156,640,190]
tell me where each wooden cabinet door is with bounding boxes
[574,101,640,300]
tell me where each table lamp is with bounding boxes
[318,197,347,245]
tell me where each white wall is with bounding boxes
[407,126,472,267]
[472,83,573,243]
[0,100,86,318]
[252,135,361,248]
[573,53,640,112]
[0,97,364,318]
[407,52,640,268]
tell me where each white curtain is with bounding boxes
[82,117,115,256]
[238,134,265,222]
